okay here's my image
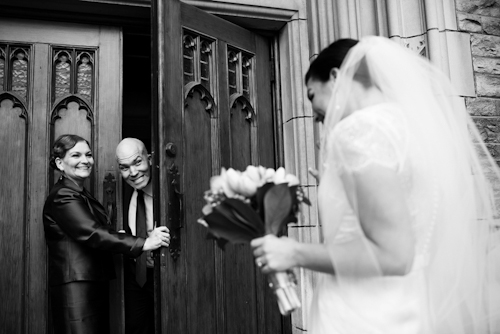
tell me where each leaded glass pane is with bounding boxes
[228,50,238,95]
[11,49,28,99]
[55,51,71,99]
[0,46,5,91]
[183,34,195,85]
[242,56,251,100]
[77,52,93,102]
[200,40,211,91]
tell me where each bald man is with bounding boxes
[116,138,169,334]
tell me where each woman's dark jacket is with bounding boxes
[43,176,145,286]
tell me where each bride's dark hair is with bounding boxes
[305,38,358,84]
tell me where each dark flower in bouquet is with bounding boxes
[198,165,310,315]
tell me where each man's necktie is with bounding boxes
[135,190,148,287]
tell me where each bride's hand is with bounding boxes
[251,235,298,274]
[309,167,320,183]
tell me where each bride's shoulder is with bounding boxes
[330,103,408,172]
[333,103,405,142]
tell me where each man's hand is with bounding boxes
[142,226,170,251]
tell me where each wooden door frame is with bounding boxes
[151,1,313,333]
[150,1,182,333]
[185,5,319,332]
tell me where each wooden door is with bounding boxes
[0,18,123,334]
[152,2,289,333]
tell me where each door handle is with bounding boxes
[167,162,182,261]
[103,172,117,227]
[172,178,183,229]
[107,203,114,223]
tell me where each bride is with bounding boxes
[251,36,500,333]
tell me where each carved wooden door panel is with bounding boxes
[153,2,290,333]
[0,18,123,334]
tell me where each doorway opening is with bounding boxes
[123,29,152,153]
[122,29,152,205]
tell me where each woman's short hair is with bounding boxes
[305,38,358,84]
[49,134,90,170]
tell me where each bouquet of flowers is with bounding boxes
[198,165,310,315]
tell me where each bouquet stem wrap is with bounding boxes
[268,270,301,316]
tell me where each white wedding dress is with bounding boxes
[309,103,434,334]
[306,36,500,334]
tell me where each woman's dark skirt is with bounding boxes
[50,280,109,334]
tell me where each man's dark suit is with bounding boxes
[122,186,155,334]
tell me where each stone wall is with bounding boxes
[456,0,500,162]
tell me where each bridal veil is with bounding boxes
[320,36,500,333]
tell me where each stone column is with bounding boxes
[306,0,388,59]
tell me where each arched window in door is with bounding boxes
[182,31,216,104]
[52,48,95,105]
[227,46,257,170]
[0,44,30,101]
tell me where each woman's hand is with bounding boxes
[142,226,170,251]
[251,235,299,274]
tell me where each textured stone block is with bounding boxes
[479,154,500,217]
[476,73,500,97]
[472,34,500,56]
[467,97,500,115]
[486,143,500,158]
[474,56,500,74]
[455,0,500,17]
[458,12,500,36]
[473,117,500,142]
[458,13,483,32]
[483,16,500,35]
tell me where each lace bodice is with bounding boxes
[331,103,408,173]
[319,103,436,270]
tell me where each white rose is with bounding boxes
[225,168,242,196]
[273,167,287,184]
[244,165,262,185]
[285,173,300,186]
[210,174,225,193]
[257,166,267,179]
[239,174,258,197]
[218,168,236,198]
[263,168,276,183]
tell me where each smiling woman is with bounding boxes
[54,140,94,187]
[42,134,170,334]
